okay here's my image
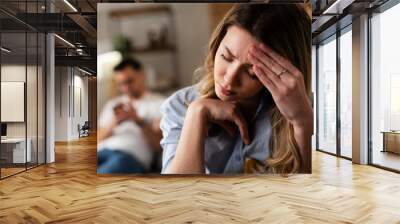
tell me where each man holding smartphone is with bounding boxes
[97,58,165,174]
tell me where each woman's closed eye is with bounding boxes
[220,53,233,62]
[220,51,258,80]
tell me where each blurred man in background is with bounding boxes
[97,58,165,174]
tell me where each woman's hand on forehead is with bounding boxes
[247,42,313,130]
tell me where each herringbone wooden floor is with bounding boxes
[0,134,399,224]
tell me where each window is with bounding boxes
[339,27,352,158]
[0,1,47,179]
[317,35,337,154]
[370,2,400,171]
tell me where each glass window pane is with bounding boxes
[27,31,38,169]
[317,36,337,154]
[340,29,352,158]
[371,3,400,171]
[1,30,28,177]
[38,32,45,165]
[312,46,317,150]
[26,0,40,168]
[0,0,46,179]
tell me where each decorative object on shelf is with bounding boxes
[159,23,169,48]
[147,26,159,49]
[110,5,178,92]
[113,35,134,59]
[146,23,170,50]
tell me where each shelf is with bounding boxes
[132,45,175,53]
[110,5,172,18]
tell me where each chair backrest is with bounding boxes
[82,121,90,129]
[244,158,266,174]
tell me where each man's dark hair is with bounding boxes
[113,57,143,73]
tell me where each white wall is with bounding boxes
[1,65,36,137]
[97,4,125,56]
[173,4,210,87]
[55,67,68,141]
[1,64,46,163]
[72,73,89,138]
[54,67,89,141]
[97,52,122,123]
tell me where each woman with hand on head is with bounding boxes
[160,4,312,174]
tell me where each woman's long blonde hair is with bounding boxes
[196,4,311,174]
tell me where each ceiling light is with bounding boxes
[1,47,11,53]
[54,34,75,48]
[78,67,92,76]
[322,0,354,15]
[323,0,341,14]
[63,0,78,12]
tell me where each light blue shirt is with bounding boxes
[160,85,272,174]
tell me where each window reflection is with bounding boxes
[317,36,337,154]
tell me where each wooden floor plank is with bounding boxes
[0,134,399,223]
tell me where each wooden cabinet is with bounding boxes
[382,132,400,154]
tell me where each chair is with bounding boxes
[244,158,267,174]
[79,121,90,138]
